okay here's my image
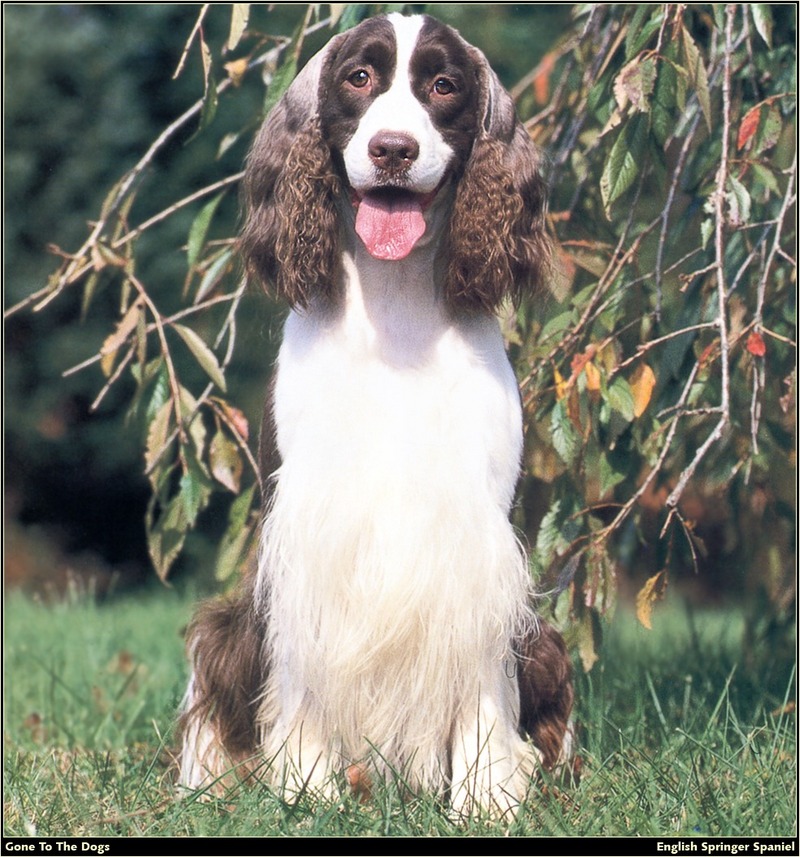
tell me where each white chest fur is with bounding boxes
[258,251,532,763]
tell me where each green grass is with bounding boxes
[3,587,796,837]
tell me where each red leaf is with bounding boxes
[570,344,597,379]
[533,52,556,106]
[737,104,761,150]
[746,331,766,357]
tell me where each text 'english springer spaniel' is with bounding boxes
[179,13,574,818]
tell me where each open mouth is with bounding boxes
[352,186,439,261]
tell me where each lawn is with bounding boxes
[3,585,796,838]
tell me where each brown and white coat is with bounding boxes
[180,13,572,818]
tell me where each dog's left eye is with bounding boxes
[432,77,456,96]
[348,69,371,89]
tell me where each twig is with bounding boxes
[126,272,187,451]
[62,292,239,378]
[91,343,136,412]
[754,151,797,327]
[173,4,210,80]
[664,3,737,513]
[118,172,244,248]
[615,323,717,374]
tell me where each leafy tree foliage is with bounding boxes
[515,4,795,665]
[7,5,796,662]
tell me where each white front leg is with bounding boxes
[261,671,342,802]
[449,660,538,818]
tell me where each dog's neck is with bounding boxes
[327,185,456,366]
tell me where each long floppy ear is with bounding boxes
[240,40,344,308]
[445,45,551,314]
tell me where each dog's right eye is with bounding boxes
[347,69,371,89]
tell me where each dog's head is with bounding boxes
[241,13,550,313]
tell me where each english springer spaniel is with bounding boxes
[179,12,573,817]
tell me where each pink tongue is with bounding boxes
[355,192,426,260]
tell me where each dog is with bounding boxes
[179,12,573,817]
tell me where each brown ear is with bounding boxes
[239,40,344,308]
[444,46,550,314]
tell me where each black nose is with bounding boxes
[368,131,420,173]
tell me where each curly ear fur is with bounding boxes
[444,43,551,315]
[240,118,342,308]
[445,133,550,313]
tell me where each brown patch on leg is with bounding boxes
[516,620,576,773]
[179,581,267,779]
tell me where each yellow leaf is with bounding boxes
[328,4,347,26]
[635,570,667,629]
[100,299,142,377]
[224,58,249,87]
[577,610,599,672]
[630,363,656,418]
[554,367,568,400]
[145,400,173,489]
[585,360,601,394]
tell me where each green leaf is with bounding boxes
[535,499,564,568]
[681,26,711,130]
[751,4,773,47]
[750,162,780,197]
[80,272,100,320]
[539,309,573,344]
[599,452,627,497]
[606,376,635,422]
[263,53,298,117]
[625,6,663,60]
[173,323,227,392]
[198,36,218,133]
[701,218,714,250]
[179,467,211,526]
[216,484,257,581]
[209,428,243,493]
[337,4,371,32]
[187,193,224,269]
[755,104,782,155]
[142,361,170,423]
[196,248,233,304]
[727,174,752,226]
[146,492,189,581]
[145,399,173,490]
[551,399,579,465]
[227,4,250,51]
[600,116,646,216]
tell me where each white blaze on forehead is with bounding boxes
[342,14,455,194]
[386,13,426,87]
